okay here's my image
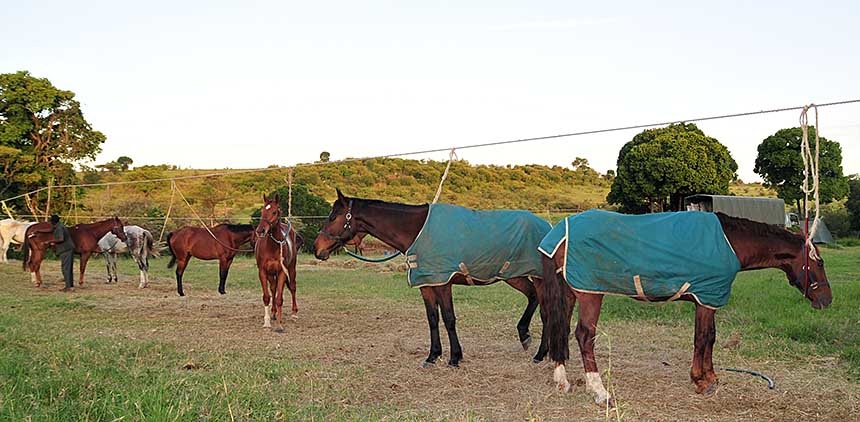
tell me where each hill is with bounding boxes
[70,158,773,233]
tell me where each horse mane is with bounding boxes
[715,212,802,244]
[350,196,429,211]
[221,223,254,233]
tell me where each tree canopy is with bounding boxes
[0,71,106,213]
[754,127,849,211]
[607,123,738,213]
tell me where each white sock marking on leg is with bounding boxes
[554,364,571,392]
[586,372,611,404]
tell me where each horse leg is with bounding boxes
[505,277,538,351]
[270,272,282,330]
[420,286,443,367]
[436,284,463,367]
[217,256,233,295]
[273,270,287,333]
[79,252,90,287]
[287,262,298,320]
[258,268,272,328]
[175,257,189,296]
[110,252,119,283]
[102,253,111,283]
[691,304,719,395]
[575,293,613,406]
[0,237,8,263]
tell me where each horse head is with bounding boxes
[256,193,282,239]
[111,217,127,242]
[780,243,832,309]
[314,188,361,260]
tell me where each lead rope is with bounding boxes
[799,105,822,263]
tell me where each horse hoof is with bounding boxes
[218,290,226,295]
[421,361,436,369]
[274,327,284,333]
[703,380,719,396]
[447,362,460,368]
[520,336,532,351]
[532,356,544,364]
[290,314,299,321]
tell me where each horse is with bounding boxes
[254,193,299,332]
[313,189,552,367]
[167,223,255,296]
[22,217,127,287]
[539,210,833,406]
[99,225,159,288]
[0,218,36,263]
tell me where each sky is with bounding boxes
[2,0,859,182]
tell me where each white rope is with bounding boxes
[1,201,14,220]
[432,148,457,204]
[799,104,821,260]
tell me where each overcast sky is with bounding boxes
[3,0,858,182]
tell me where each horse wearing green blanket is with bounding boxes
[539,210,833,407]
[313,189,553,367]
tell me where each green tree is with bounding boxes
[251,184,331,252]
[607,123,738,213]
[0,71,106,212]
[319,151,330,163]
[847,176,860,232]
[116,156,133,171]
[754,127,849,212]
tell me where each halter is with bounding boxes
[318,200,355,244]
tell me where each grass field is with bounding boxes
[0,247,858,421]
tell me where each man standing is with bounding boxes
[48,214,76,292]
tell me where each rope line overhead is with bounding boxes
[2,98,858,203]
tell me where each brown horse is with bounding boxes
[22,217,127,287]
[167,223,256,296]
[254,193,299,332]
[313,189,548,367]
[540,212,833,406]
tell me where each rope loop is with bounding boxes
[432,148,457,204]
[799,104,821,261]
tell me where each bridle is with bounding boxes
[318,200,355,246]
[799,258,830,298]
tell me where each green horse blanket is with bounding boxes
[406,204,552,287]
[538,210,741,308]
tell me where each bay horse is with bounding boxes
[166,223,255,296]
[313,189,549,367]
[540,212,833,406]
[22,217,127,287]
[254,193,299,332]
[99,225,159,288]
[0,218,36,263]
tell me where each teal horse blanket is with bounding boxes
[406,204,552,287]
[538,210,741,308]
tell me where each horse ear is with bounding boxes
[273,192,280,204]
[336,188,346,204]
[262,193,269,203]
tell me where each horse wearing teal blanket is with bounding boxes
[539,210,833,407]
[313,189,553,367]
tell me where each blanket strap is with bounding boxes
[458,262,475,285]
[406,254,419,269]
[666,282,691,302]
[633,275,647,301]
[498,261,511,275]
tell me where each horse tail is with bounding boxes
[21,231,31,271]
[540,251,570,365]
[144,230,159,258]
[166,232,176,268]
[295,232,304,252]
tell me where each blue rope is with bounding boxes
[344,249,402,263]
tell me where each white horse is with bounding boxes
[99,225,159,288]
[0,219,36,263]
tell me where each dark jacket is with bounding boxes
[53,222,75,254]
